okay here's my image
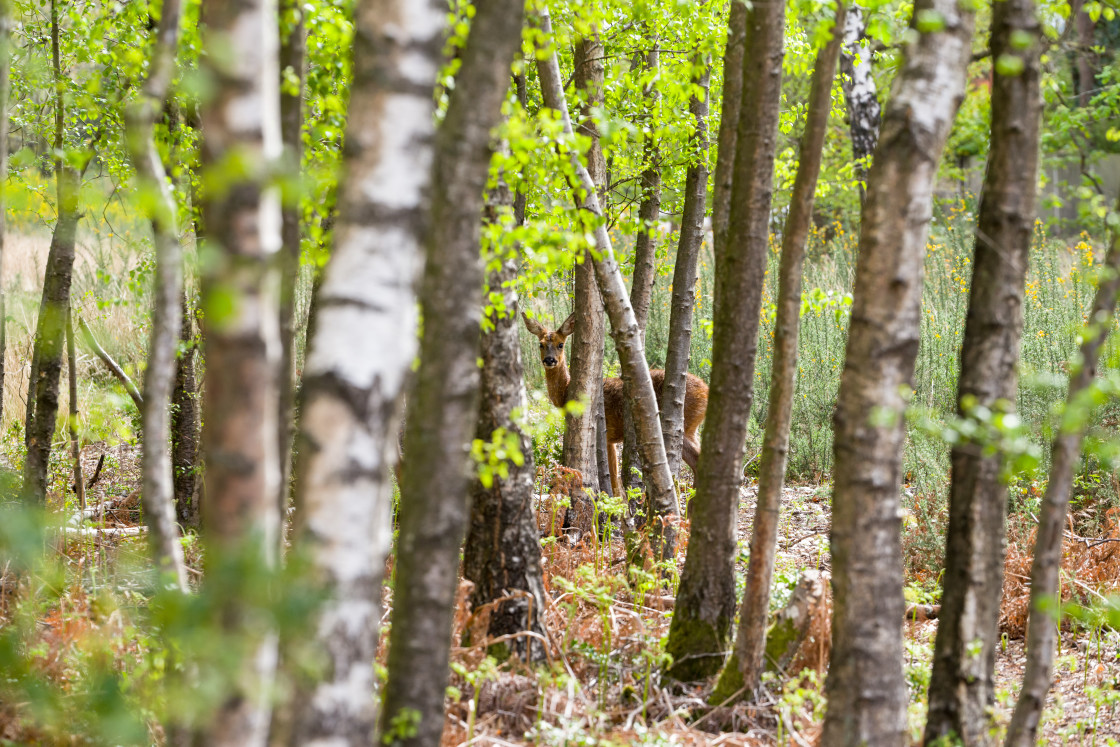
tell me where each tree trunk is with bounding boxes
[462,174,546,664]
[820,0,975,743]
[22,0,82,505]
[380,2,524,745]
[0,0,9,430]
[276,0,305,526]
[197,0,284,741]
[711,0,747,262]
[839,5,881,196]
[729,3,845,697]
[128,0,189,593]
[66,308,84,511]
[621,40,662,497]
[1004,203,1120,747]
[924,1,1042,743]
[660,61,710,479]
[286,3,446,743]
[664,0,785,681]
[535,9,678,559]
[172,297,201,528]
[561,34,608,497]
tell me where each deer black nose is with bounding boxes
[543,357,557,366]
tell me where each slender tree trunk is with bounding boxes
[286,3,445,743]
[660,61,710,479]
[725,4,845,697]
[462,173,546,663]
[276,0,305,525]
[0,0,9,429]
[924,1,1042,742]
[128,0,189,593]
[172,297,200,528]
[711,0,747,263]
[820,0,975,743]
[622,40,661,496]
[380,3,524,745]
[535,9,678,559]
[561,34,607,497]
[664,0,785,681]
[197,0,284,742]
[66,308,84,511]
[839,5,881,196]
[22,0,82,504]
[1004,203,1120,746]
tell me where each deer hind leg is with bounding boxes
[608,441,621,497]
[682,435,701,473]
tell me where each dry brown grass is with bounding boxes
[2,228,149,439]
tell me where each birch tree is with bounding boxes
[22,0,86,504]
[924,0,1043,741]
[820,0,975,741]
[839,5,881,196]
[127,0,189,592]
[1005,199,1120,746]
[721,4,846,696]
[287,1,444,742]
[660,61,711,478]
[380,1,525,743]
[534,8,679,558]
[462,173,546,663]
[621,38,662,495]
[276,0,306,520]
[561,33,608,497]
[196,0,284,741]
[664,0,785,681]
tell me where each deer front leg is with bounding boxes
[607,441,621,497]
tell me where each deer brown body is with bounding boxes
[523,312,708,496]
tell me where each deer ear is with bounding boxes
[557,313,576,338]
[522,312,546,338]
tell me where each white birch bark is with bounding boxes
[127,0,189,593]
[534,8,678,558]
[288,1,444,744]
[197,0,284,743]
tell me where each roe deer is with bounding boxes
[522,312,708,497]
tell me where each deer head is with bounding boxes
[522,312,575,370]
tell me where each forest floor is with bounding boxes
[435,476,1120,746]
[9,446,1120,745]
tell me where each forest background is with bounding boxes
[0,0,1119,744]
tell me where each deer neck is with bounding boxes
[544,359,571,409]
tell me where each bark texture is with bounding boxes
[66,309,84,511]
[664,0,785,681]
[621,40,662,496]
[535,9,679,559]
[128,0,189,592]
[0,0,8,429]
[463,178,546,664]
[197,0,284,742]
[711,0,747,261]
[276,0,305,523]
[924,0,1042,742]
[660,62,711,479]
[821,0,975,743]
[22,0,82,505]
[1004,200,1120,747]
[839,5,881,191]
[733,4,845,695]
[561,34,608,497]
[287,2,444,744]
[172,298,201,528]
[380,2,524,745]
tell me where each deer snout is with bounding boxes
[543,356,558,367]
